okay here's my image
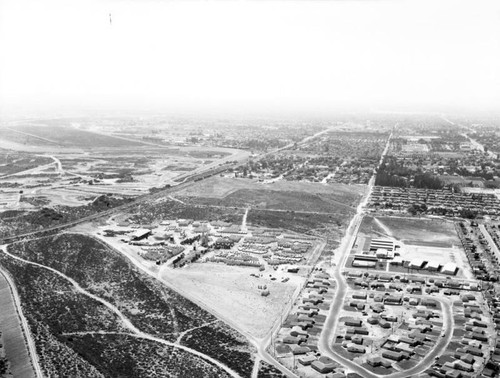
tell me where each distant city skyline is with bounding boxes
[1,0,499,116]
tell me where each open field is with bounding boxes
[0,271,35,378]
[0,152,53,177]
[161,263,300,339]
[177,176,365,207]
[372,216,461,248]
[183,189,357,214]
[172,176,360,236]
[248,209,346,236]
[0,125,147,148]
[130,198,246,224]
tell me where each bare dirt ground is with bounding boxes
[160,263,300,339]
[178,176,366,199]
[374,216,460,248]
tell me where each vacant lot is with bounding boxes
[178,176,365,206]
[248,209,348,236]
[162,263,299,339]
[374,216,460,247]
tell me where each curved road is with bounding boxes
[316,131,456,377]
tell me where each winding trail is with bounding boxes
[0,245,242,378]
[175,320,220,344]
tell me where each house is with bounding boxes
[298,355,316,366]
[394,342,414,354]
[421,299,438,307]
[472,320,487,328]
[464,346,483,357]
[354,327,369,335]
[379,320,392,329]
[346,343,365,353]
[283,336,301,344]
[381,314,398,322]
[351,335,364,345]
[311,359,336,374]
[382,350,405,361]
[353,293,367,300]
[367,356,382,367]
[290,326,308,337]
[384,295,403,305]
[344,318,362,327]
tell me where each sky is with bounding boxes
[0,0,499,116]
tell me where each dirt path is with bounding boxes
[373,217,395,238]
[168,195,185,205]
[241,207,250,233]
[175,320,220,344]
[0,245,242,378]
[251,357,261,378]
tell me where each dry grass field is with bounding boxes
[160,263,300,339]
[178,176,365,205]
[374,216,460,248]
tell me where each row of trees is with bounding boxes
[375,158,444,189]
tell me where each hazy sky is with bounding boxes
[0,0,499,115]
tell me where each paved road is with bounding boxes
[479,224,500,263]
